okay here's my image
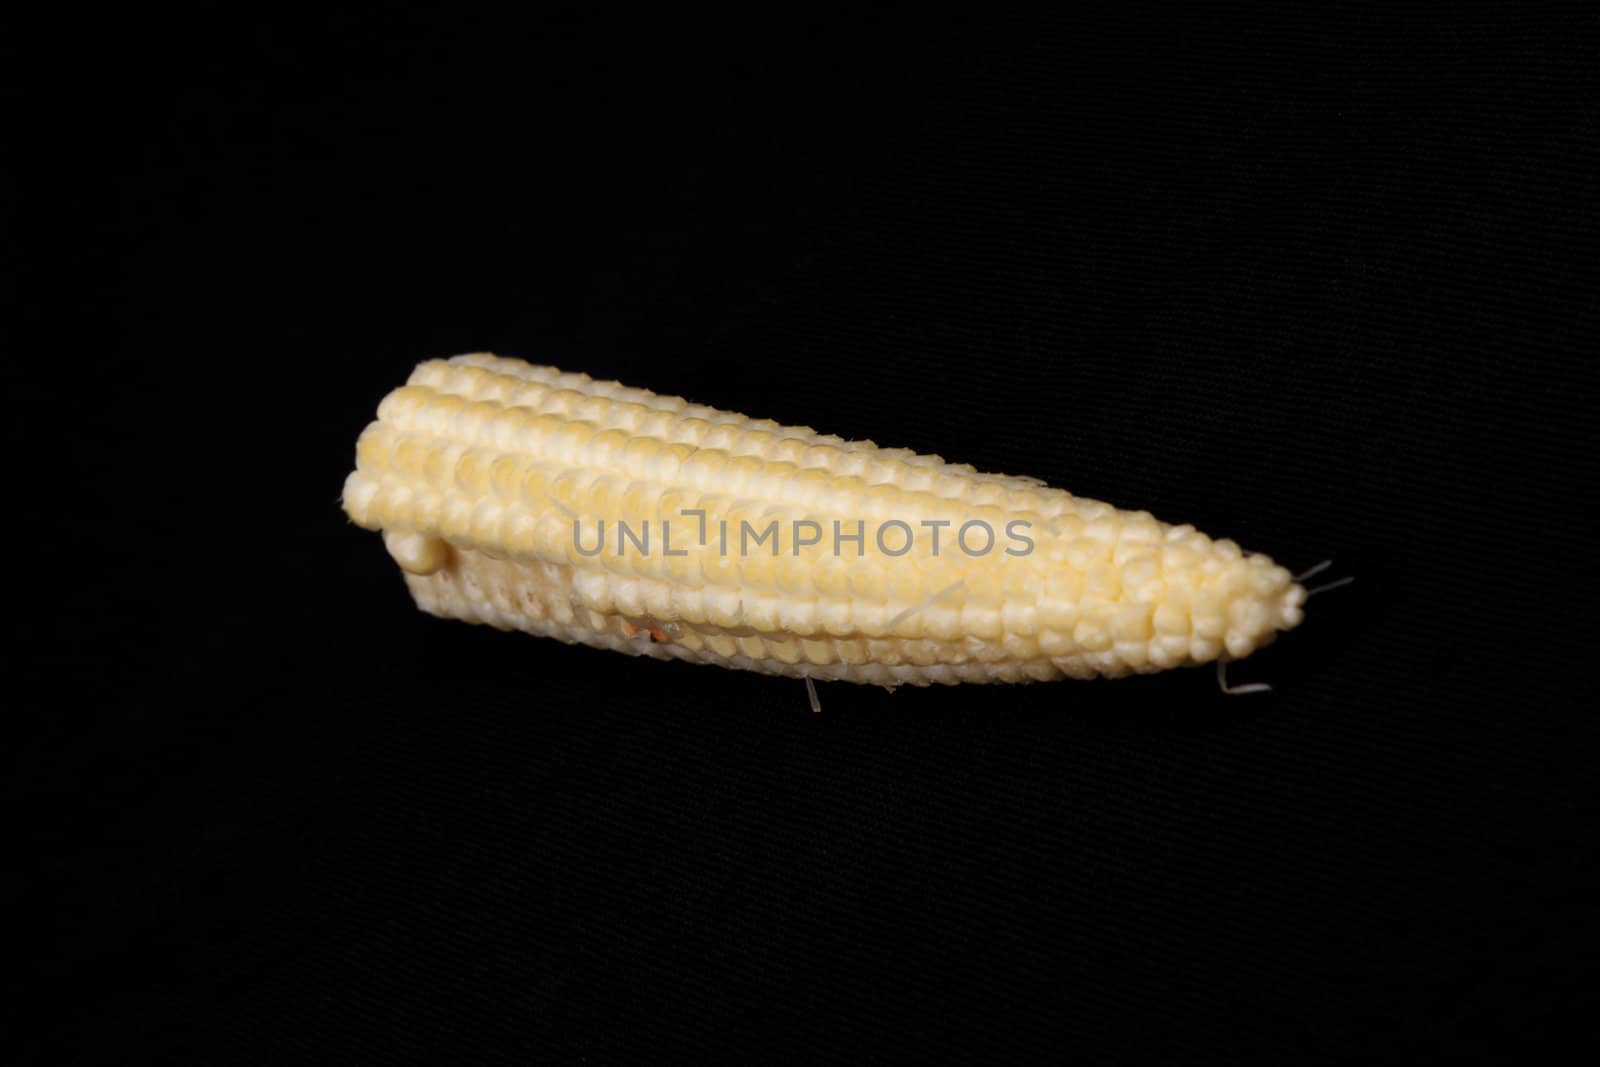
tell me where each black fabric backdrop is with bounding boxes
[12,11,1596,1062]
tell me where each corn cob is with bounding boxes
[342,354,1306,687]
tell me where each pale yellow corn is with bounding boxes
[342,354,1306,687]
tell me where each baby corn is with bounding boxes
[343,354,1306,687]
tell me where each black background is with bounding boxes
[13,11,1596,1062]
